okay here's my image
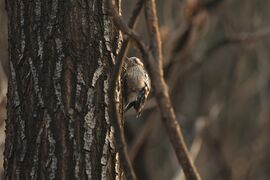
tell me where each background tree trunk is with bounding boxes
[4,0,122,179]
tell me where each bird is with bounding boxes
[122,57,151,117]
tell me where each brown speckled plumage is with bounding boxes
[122,57,151,116]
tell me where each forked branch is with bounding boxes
[109,0,201,179]
[107,0,145,179]
[144,0,201,179]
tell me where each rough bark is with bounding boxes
[4,0,122,179]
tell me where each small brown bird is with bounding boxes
[122,57,151,117]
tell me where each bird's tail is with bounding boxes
[124,101,136,112]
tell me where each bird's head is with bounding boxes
[126,57,144,68]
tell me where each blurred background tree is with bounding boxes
[1,0,270,179]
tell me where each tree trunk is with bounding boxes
[4,0,122,179]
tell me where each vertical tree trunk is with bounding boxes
[4,0,122,179]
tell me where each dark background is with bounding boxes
[1,0,270,179]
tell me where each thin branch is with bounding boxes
[129,116,156,162]
[144,1,162,63]
[108,0,149,64]
[144,0,201,180]
[173,118,206,180]
[109,0,202,179]
[107,0,145,179]
[211,26,270,49]
[163,0,225,80]
[127,0,145,28]
[164,25,270,95]
[109,6,148,54]
[113,0,145,84]
[178,26,270,80]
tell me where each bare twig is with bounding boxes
[109,0,201,179]
[209,26,270,51]
[108,2,149,64]
[144,0,201,179]
[107,0,145,179]
[163,0,225,81]
[164,25,270,96]
[179,26,270,80]
[109,7,148,54]
[173,118,206,180]
[164,4,209,82]
[129,115,156,162]
[114,0,145,67]
[127,0,145,28]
